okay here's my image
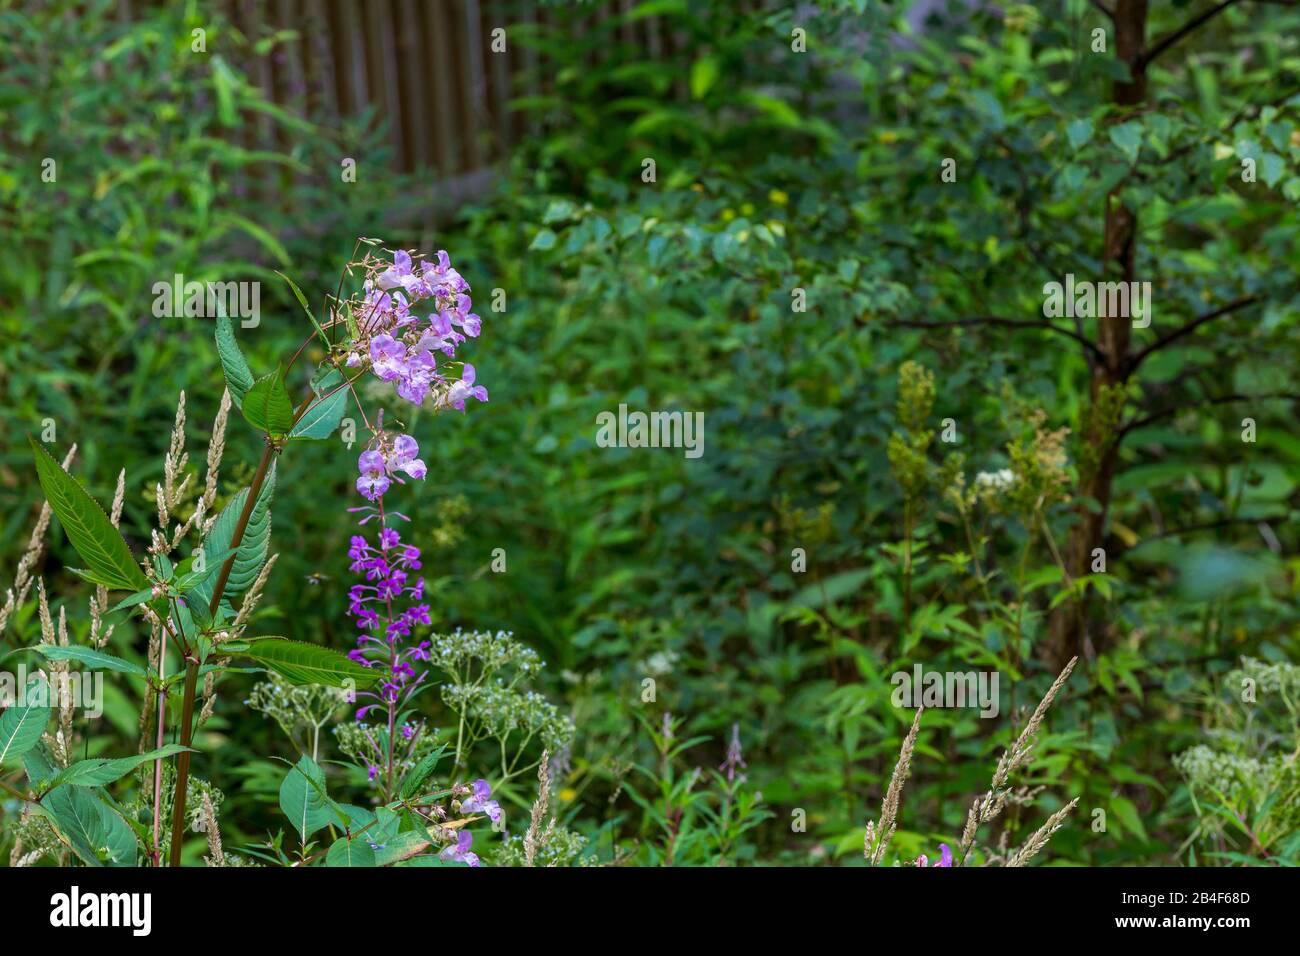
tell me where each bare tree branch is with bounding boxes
[1138,514,1291,543]
[1156,82,1300,167]
[1119,390,1300,436]
[1140,0,1244,69]
[1127,294,1260,375]
[1142,0,1300,69]
[883,316,1105,363]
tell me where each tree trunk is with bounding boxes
[1045,0,1147,671]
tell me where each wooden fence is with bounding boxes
[114,1,688,190]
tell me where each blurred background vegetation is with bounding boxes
[2,0,1299,865]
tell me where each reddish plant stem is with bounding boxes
[151,624,168,866]
[167,353,325,864]
[167,304,380,863]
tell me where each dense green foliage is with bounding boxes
[2,0,1298,867]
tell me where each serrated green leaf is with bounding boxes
[190,464,276,611]
[30,438,149,592]
[234,638,378,688]
[108,588,156,613]
[42,744,193,789]
[242,371,295,436]
[399,745,450,799]
[374,830,432,866]
[279,755,341,842]
[172,547,238,594]
[326,834,377,867]
[290,367,349,440]
[23,743,57,787]
[31,644,147,678]
[41,785,137,866]
[0,681,50,766]
[214,313,255,409]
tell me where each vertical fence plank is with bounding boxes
[118,0,680,208]
[243,0,279,149]
[515,0,541,140]
[364,0,406,171]
[460,0,490,171]
[397,0,431,172]
[337,0,370,117]
[275,0,307,107]
[424,0,462,178]
[300,0,337,120]
[484,1,512,155]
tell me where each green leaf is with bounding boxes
[190,464,276,611]
[279,755,341,842]
[211,55,239,127]
[108,588,156,613]
[1110,795,1148,841]
[172,571,212,597]
[542,199,577,224]
[1066,118,1093,149]
[336,804,377,831]
[399,745,450,799]
[690,55,719,99]
[1260,151,1286,188]
[742,91,803,128]
[326,834,377,867]
[1109,121,1142,164]
[274,270,332,350]
[290,367,349,440]
[217,211,291,267]
[374,830,432,866]
[242,370,295,436]
[0,681,50,766]
[970,90,1005,131]
[172,547,238,594]
[234,638,378,688]
[31,644,147,678]
[214,313,255,409]
[1176,545,1275,601]
[41,786,137,866]
[529,228,557,251]
[29,438,149,592]
[188,593,216,633]
[786,568,871,611]
[23,743,57,787]
[42,745,193,789]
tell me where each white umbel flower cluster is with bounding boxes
[974,468,1016,491]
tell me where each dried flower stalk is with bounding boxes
[865,706,923,866]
